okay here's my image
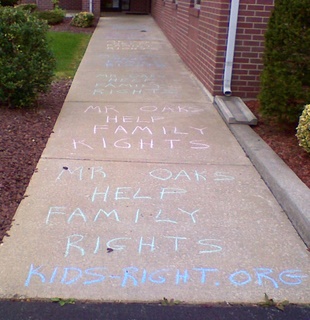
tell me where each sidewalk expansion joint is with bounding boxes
[40,156,253,167]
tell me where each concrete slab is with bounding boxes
[87,17,174,51]
[95,16,167,41]
[65,71,208,103]
[87,39,174,52]
[230,124,310,246]
[214,96,258,125]
[101,14,159,30]
[67,15,199,102]
[89,21,167,41]
[77,52,187,72]
[94,31,166,41]
[42,102,250,165]
[1,15,309,309]
[0,159,309,303]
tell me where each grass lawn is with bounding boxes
[47,31,92,78]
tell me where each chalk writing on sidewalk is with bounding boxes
[84,104,205,114]
[24,264,308,288]
[21,160,310,291]
[100,54,166,68]
[20,94,309,294]
[106,40,161,51]
[40,165,237,259]
[80,103,207,153]
[63,235,221,257]
[72,138,210,150]
[70,103,213,151]
[93,74,183,96]
[45,207,200,225]
[54,166,235,182]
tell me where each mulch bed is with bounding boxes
[246,100,310,189]
[49,17,98,33]
[0,80,71,243]
[0,18,309,244]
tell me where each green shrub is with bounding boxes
[0,7,56,108]
[15,3,38,12]
[52,0,59,9]
[296,104,310,153]
[35,7,65,25]
[0,0,18,6]
[71,11,94,28]
[259,0,310,123]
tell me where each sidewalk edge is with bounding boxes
[228,123,310,247]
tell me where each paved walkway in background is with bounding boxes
[0,15,309,305]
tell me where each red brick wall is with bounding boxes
[20,0,38,3]
[152,0,274,99]
[37,1,53,10]
[20,0,53,10]
[59,0,82,10]
[20,0,100,16]
[130,0,151,12]
[232,0,274,98]
[21,0,149,16]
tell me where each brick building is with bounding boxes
[21,0,274,99]
[21,0,151,14]
[152,0,274,99]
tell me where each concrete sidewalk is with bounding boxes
[0,14,309,308]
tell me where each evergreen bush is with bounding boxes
[0,7,56,107]
[52,0,59,9]
[35,7,65,25]
[296,104,310,154]
[259,0,310,123]
[71,12,94,28]
[15,3,38,12]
